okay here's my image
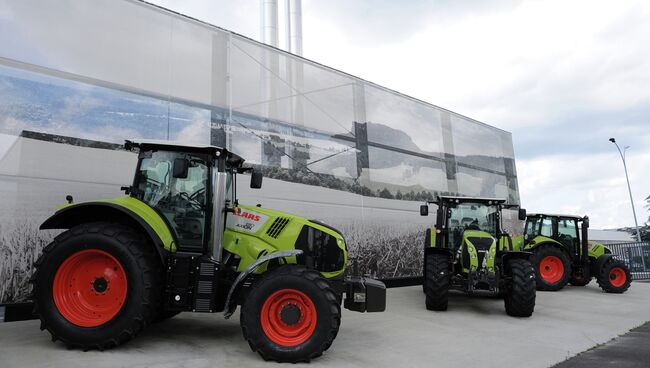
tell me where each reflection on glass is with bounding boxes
[367,146,447,200]
[135,150,208,249]
[448,202,500,240]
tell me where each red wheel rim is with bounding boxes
[609,267,627,288]
[53,249,128,327]
[539,255,564,283]
[260,289,317,346]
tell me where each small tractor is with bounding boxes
[514,213,631,293]
[32,140,385,363]
[420,196,535,317]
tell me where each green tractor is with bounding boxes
[514,213,631,293]
[32,140,385,362]
[419,196,535,317]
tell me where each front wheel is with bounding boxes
[240,266,341,363]
[596,259,631,293]
[504,258,536,317]
[424,253,449,311]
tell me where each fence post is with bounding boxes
[626,247,633,271]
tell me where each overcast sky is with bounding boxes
[151,0,650,230]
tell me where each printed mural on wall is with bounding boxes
[0,0,520,303]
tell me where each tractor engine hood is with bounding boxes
[226,204,347,277]
[461,230,498,272]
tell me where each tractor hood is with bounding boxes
[461,230,498,272]
[229,204,345,242]
[224,204,347,277]
[463,230,497,251]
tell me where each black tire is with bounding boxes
[240,265,341,363]
[424,253,449,311]
[32,222,162,350]
[533,246,571,291]
[569,268,591,286]
[504,258,536,317]
[422,229,432,293]
[596,258,631,293]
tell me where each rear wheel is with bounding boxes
[596,259,631,293]
[569,268,591,286]
[504,258,536,317]
[240,266,340,363]
[33,222,161,350]
[533,246,571,291]
[424,252,449,311]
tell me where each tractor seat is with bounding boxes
[461,217,474,227]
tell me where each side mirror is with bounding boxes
[250,170,263,189]
[518,208,527,221]
[583,216,589,228]
[420,204,429,216]
[172,158,189,179]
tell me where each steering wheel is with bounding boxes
[189,187,205,201]
[178,191,203,210]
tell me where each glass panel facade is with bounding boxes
[0,0,520,302]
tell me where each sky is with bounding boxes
[151,0,650,229]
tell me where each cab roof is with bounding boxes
[527,213,586,220]
[124,139,244,164]
[435,195,508,204]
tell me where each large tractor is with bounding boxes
[419,196,535,317]
[514,213,631,293]
[32,140,386,362]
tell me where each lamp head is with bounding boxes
[609,138,616,143]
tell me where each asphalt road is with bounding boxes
[554,322,650,368]
[1,282,649,368]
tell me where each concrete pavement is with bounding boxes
[1,282,649,368]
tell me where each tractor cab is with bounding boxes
[126,140,260,256]
[522,214,590,265]
[438,197,502,250]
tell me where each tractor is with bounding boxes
[32,140,386,363]
[420,196,535,317]
[514,213,631,293]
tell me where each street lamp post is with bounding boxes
[609,138,642,242]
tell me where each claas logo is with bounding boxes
[233,208,261,222]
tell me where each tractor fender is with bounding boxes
[423,247,455,276]
[528,240,572,260]
[223,249,303,319]
[501,251,533,274]
[591,253,614,276]
[40,201,172,262]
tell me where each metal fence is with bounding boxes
[607,242,650,280]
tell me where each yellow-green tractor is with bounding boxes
[514,213,631,293]
[32,140,385,362]
[420,196,535,317]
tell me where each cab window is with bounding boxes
[135,151,209,250]
[540,218,553,237]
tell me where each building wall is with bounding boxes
[0,0,520,303]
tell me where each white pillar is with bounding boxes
[287,0,302,55]
[260,0,279,46]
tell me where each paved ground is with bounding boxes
[554,322,650,368]
[1,282,649,368]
